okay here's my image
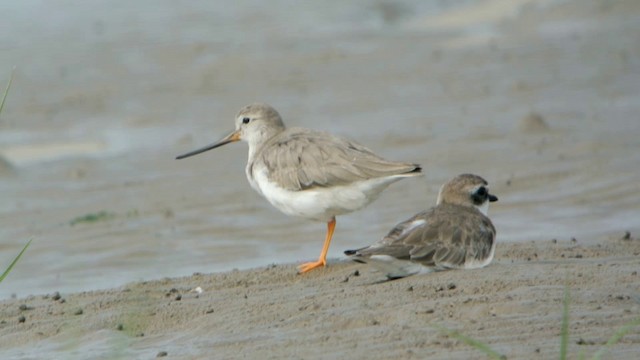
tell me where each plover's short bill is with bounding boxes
[345,173,498,279]
[176,103,422,274]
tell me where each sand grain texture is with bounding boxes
[2,238,639,359]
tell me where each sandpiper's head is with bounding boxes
[176,103,285,160]
[233,103,285,145]
[436,174,498,215]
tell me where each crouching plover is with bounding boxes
[345,173,498,279]
[176,103,422,273]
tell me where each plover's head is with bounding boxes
[436,174,498,215]
[176,103,285,160]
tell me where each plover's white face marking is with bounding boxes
[346,173,498,279]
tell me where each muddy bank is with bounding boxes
[1,237,639,359]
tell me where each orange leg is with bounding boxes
[298,217,336,274]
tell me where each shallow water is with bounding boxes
[1,0,639,300]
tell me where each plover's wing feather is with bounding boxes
[348,206,496,270]
[258,129,421,191]
[410,207,496,269]
[345,211,430,260]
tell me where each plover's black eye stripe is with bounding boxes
[242,117,250,124]
[471,186,488,205]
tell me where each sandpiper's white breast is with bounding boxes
[248,165,406,222]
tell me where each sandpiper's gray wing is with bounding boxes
[255,128,421,191]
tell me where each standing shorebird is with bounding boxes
[345,173,498,279]
[176,103,422,273]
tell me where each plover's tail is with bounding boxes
[343,248,365,261]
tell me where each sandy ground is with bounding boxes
[1,0,639,298]
[1,237,639,359]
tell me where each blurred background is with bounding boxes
[1,0,639,299]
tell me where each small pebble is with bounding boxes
[576,338,595,345]
[52,292,61,301]
[622,231,631,240]
[175,294,182,301]
[447,283,457,290]
[157,351,168,358]
[116,324,124,331]
[18,315,26,323]
[18,304,31,311]
[74,308,83,315]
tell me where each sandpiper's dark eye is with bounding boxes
[476,186,487,197]
[242,117,250,124]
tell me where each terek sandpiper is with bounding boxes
[345,173,498,279]
[176,103,422,273]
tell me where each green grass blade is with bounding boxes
[590,317,640,360]
[0,67,15,117]
[560,285,570,360]
[433,324,506,360]
[0,239,32,283]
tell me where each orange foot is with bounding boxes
[298,259,326,274]
[298,217,336,274]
